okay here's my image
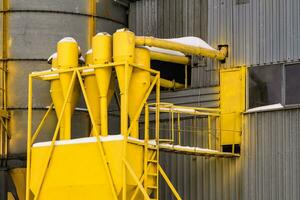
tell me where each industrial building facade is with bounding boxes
[130,0,300,199]
[0,0,299,199]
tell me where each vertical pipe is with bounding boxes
[93,33,113,136]
[177,113,181,145]
[57,37,79,139]
[113,29,135,135]
[208,116,211,149]
[26,75,32,200]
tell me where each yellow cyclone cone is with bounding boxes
[49,53,66,138]
[128,48,151,138]
[84,49,101,136]
[113,29,135,135]
[57,37,80,140]
[93,33,112,136]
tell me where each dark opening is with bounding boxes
[222,144,240,154]
[248,64,282,108]
[151,60,191,86]
[285,63,300,105]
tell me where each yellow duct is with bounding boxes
[150,76,185,89]
[113,29,135,135]
[93,33,113,136]
[56,37,80,140]
[135,36,228,61]
[84,50,101,136]
[128,48,151,138]
[150,51,189,65]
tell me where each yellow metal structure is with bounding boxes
[9,168,26,200]
[84,50,101,135]
[150,51,189,65]
[93,33,113,136]
[26,29,240,200]
[220,66,246,148]
[128,48,151,138]
[55,38,80,139]
[113,29,135,135]
[151,76,185,89]
[135,36,228,61]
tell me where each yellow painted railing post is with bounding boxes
[26,75,33,200]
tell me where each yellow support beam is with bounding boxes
[135,36,228,61]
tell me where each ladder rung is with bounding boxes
[146,185,158,189]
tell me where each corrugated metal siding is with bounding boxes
[158,118,241,200]
[242,108,300,200]
[129,0,207,39]
[129,0,217,87]
[208,0,300,67]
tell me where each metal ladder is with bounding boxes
[144,145,159,200]
[143,104,159,200]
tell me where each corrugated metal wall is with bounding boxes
[129,0,300,199]
[129,0,218,88]
[243,109,300,200]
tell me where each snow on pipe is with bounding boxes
[135,36,228,61]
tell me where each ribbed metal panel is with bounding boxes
[129,0,207,39]
[242,108,300,200]
[129,0,213,87]
[208,0,300,68]
[151,87,219,108]
[0,0,127,156]
[158,118,241,200]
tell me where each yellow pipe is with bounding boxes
[113,29,135,135]
[150,51,189,65]
[135,36,228,61]
[84,50,101,136]
[93,32,113,136]
[128,48,151,138]
[57,37,80,139]
[150,76,185,89]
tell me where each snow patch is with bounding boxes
[143,36,216,57]
[32,135,124,147]
[246,103,283,113]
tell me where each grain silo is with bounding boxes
[1,0,299,200]
[0,1,127,199]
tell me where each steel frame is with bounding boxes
[26,61,182,200]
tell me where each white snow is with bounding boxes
[159,143,219,153]
[86,49,93,55]
[143,36,217,57]
[32,135,124,147]
[96,32,111,36]
[246,103,283,113]
[32,134,223,155]
[47,52,57,63]
[59,37,77,43]
[82,68,94,73]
